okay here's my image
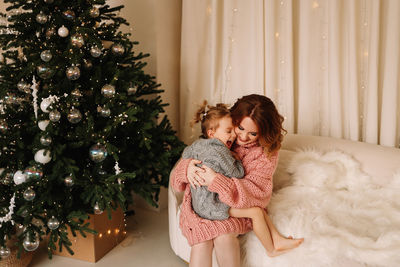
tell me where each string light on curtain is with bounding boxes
[222,1,238,103]
[360,0,369,140]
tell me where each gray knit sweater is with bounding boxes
[182,138,245,220]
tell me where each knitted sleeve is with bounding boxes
[207,150,279,209]
[170,158,192,192]
[202,148,245,178]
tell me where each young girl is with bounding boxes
[182,100,303,258]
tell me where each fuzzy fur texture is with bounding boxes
[242,149,400,267]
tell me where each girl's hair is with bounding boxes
[230,94,286,155]
[190,100,230,138]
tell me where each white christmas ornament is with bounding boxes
[40,98,52,113]
[38,120,49,131]
[13,171,27,185]
[58,25,69,37]
[34,149,51,164]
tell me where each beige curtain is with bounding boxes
[179,0,400,147]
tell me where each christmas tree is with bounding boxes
[0,0,184,259]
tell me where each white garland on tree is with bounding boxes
[0,194,15,226]
[114,161,122,185]
[31,75,38,119]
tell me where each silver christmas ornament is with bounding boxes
[90,46,102,57]
[83,59,93,69]
[40,50,52,62]
[89,7,100,18]
[0,121,8,133]
[64,175,74,187]
[23,188,36,201]
[23,234,39,251]
[89,144,108,163]
[71,33,84,48]
[62,10,75,20]
[101,84,115,98]
[93,202,103,215]
[20,209,29,218]
[71,88,82,98]
[24,165,43,179]
[49,110,61,122]
[66,66,80,80]
[17,80,31,93]
[67,109,82,124]
[0,246,11,259]
[37,64,54,79]
[127,85,138,95]
[57,25,69,37]
[47,217,60,230]
[36,12,48,24]
[97,106,111,117]
[34,149,51,164]
[111,43,125,56]
[40,135,52,146]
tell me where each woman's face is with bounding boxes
[234,116,259,145]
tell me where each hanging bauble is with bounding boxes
[111,43,125,56]
[67,109,82,124]
[40,50,52,62]
[90,46,102,57]
[47,217,60,230]
[23,234,39,251]
[37,64,54,79]
[62,10,75,20]
[40,98,52,113]
[24,165,43,179]
[49,110,61,122]
[89,7,100,18]
[40,135,52,146]
[13,170,26,185]
[66,66,81,80]
[23,188,36,201]
[127,85,138,95]
[0,246,11,259]
[93,202,103,215]
[44,0,54,3]
[71,33,84,48]
[34,149,51,164]
[57,25,69,37]
[89,144,108,163]
[97,106,111,117]
[83,58,93,69]
[17,80,31,93]
[0,121,8,133]
[20,209,29,218]
[38,120,49,131]
[45,27,55,39]
[101,84,115,98]
[64,175,74,187]
[36,12,48,24]
[71,88,82,98]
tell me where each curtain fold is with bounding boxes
[180,0,400,147]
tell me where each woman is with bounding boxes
[171,94,297,267]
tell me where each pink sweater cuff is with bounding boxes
[171,158,191,192]
[208,173,232,196]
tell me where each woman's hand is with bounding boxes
[197,165,217,186]
[187,159,205,188]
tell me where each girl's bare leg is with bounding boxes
[190,240,213,267]
[213,233,240,267]
[262,209,303,251]
[229,207,302,257]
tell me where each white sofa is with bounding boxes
[168,134,400,266]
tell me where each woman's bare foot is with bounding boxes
[274,236,304,251]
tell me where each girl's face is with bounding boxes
[234,116,259,145]
[208,116,236,149]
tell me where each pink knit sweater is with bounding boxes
[171,141,279,246]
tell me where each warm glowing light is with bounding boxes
[99,233,103,238]
[275,32,280,38]
[107,229,111,234]
[115,229,120,234]
[123,231,127,235]
[312,1,319,8]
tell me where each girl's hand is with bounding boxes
[197,165,217,186]
[231,151,240,161]
[187,159,205,188]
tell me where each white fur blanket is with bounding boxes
[242,150,400,267]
